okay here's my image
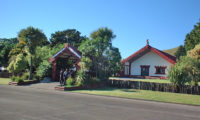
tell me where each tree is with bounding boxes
[105,47,122,76]
[175,45,186,59]
[0,38,18,67]
[17,26,48,80]
[50,29,86,47]
[79,27,121,81]
[168,56,200,86]
[187,44,200,60]
[7,54,28,75]
[184,22,200,51]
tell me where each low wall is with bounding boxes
[108,79,200,95]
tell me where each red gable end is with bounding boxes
[122,44,176,64]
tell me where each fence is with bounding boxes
[0,72,11,78]
[108,79,200,95]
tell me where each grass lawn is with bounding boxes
[109,77,170,83]
[73,88,200,106]
[0,78,11,85]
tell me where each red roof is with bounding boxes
[122,44,176,64]
[49,43,81,62]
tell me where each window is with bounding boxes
[155,66,166,74]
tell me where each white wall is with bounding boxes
[130,51,172,77]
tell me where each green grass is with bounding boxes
[0,78,11,85]
[163,46,179,56]
[73,88,200,106]
[109,77,170,83]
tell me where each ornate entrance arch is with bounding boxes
[49,43,81,81]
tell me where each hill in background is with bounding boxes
[163,46,179,56]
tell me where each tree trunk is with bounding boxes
[29,56,33,80]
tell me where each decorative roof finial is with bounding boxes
[146,39,149,45]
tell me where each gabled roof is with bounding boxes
[49,43,81,62]
[122,44,176,64]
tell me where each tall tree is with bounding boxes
[50,29,86,47]
[175,45,186,59]
[79,27,121,80]
[184,22,200,51]
[17,26,48,80]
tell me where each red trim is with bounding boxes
[49,43,81,63]
[122,45,176,64]
[52,61,57,81]
[154,66,167,74]
[140,65,150,68]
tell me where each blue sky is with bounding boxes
[0,0,200,58]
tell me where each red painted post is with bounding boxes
[52,61,57,81]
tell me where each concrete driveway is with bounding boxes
[0,85,200,120]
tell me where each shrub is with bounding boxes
[66,77,76,86]
[76,70,90,86]
[11,76,16,82]
[21,72,29,80]
[15,76,24,83]
[36,61,52,79]
[90,77,101,85]
[168,56,200,86]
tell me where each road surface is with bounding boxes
[0,85,200,120]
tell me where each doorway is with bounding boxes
[140,65,150,76]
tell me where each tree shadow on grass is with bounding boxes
[85,87,138,93]
[120,89,138,93]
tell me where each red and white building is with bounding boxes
[122,40,176,78]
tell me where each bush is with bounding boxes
[21,72,29,80]
[76,70,90,86]
[90,77,101,85]
[15,76,24,83]
[11,76,16,82]
[66,77,76,86]
[168,56,200,86]
[36,61,52,79]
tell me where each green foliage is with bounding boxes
[50,29,86,47]
[17,26,48,80]
[56,57,74,70]
[14,76,24,83]
[11,76,16,82]
[27,46,51,69]
[0,38,18,66]
[175,45,186,59]
[184,22,200,51]
[21,72,29,80]
[76,70,90,86]
[7,61,15,74]
[187,44,200,60]
[14,54,28,73]
[18,26,48,54]
[105,47,122,76]
[36,61,52,79]
[7,54,28,74]
[168,56,200,86]
[79,27,122,81]
[66,77,76,86]
[10,76,23,83]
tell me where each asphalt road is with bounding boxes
[0,85,200,120]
